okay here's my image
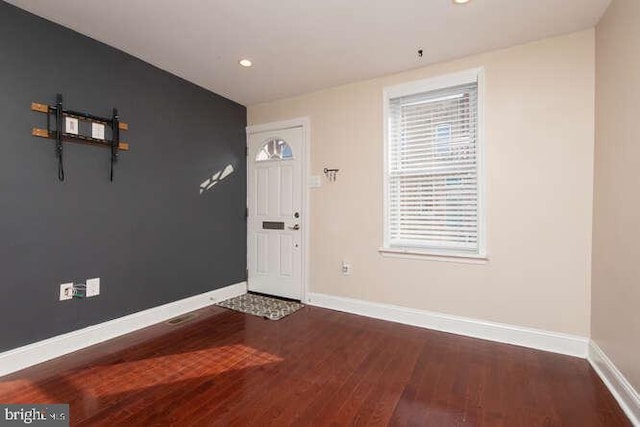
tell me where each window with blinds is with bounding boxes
[384,73,483,256]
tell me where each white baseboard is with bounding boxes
[588,341,640,426]
[307,293,589,358]
[0,282,247,377]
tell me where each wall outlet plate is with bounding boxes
[59,283,74,301]
[342,261,351,275]
[86,278,100,297]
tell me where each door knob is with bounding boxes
[289,224,300,230]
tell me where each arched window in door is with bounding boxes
[255,138,293,161]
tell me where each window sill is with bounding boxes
[378,248,488,264]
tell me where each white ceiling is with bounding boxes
[6,0,610,106]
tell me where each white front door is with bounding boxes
[247,126,303,300]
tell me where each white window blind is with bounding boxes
[387,81,480,254]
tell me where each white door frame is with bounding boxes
[246,117,311,303]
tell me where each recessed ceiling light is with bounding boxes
[239,59,253,67]
[453,0,471,4]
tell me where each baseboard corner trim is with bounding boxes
[307,292,589,358]
[0,281,247,378]
[588,340,640,426]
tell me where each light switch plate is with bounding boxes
[86,278,100,297]
[308,175,321,188]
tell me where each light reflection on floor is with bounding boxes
[0,344,281,401]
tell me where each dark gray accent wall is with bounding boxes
[0,2,247,352]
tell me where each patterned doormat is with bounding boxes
[216,293,304,320]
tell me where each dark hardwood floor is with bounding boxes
[0,304,630,426]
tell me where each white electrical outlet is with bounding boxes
[59,283,74,301]
[86,278,100,297]
[342,261,351,275]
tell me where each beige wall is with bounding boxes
[593,0,640,390]
[249,30,595,336]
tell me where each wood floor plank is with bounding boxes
[0,304,631,426]
[237,317,367,425]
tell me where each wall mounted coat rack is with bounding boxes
[31,94,129,181]
[324,168,339,182]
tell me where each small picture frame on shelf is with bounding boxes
[65,117,78,135]
[92,122,105,140]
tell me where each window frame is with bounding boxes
[381,68,487,261]
[255,138,294,162]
